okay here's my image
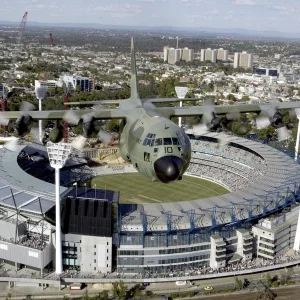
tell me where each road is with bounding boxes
[197,285,300,300]
[1,266,300,299]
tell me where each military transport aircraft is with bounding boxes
[0,38,300,183]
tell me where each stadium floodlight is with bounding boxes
[46,142,72,275]
[295,108,300,162]
[175,86,188,128]
[35,87,48,143]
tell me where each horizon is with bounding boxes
[1,0,300,35]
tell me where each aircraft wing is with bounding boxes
[145,98,200,103]
[0,108,130,121]
[65,100,121,106]
[155,102,300,118]
[64,98,200,106]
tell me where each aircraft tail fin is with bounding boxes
[130,38,140,103]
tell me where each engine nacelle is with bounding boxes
[207,113,221,131]
[82,117,100,138]
[14,115,33,137]
[272,111,283,128]
[49,125,64,143]
[230,121,251,136]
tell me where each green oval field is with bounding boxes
[90,173,229,204]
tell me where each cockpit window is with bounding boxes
[176,131,188,146]
[146,139,152,146]
[155,138,162,146]
[163,138,172,145]
[172,138,179,145]
[150,139,155,147]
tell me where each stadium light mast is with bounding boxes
[46,142,72,275]
[175,87,188,128]
[35,87,47,143]
[295,109,300,162]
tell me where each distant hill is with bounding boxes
[0,20,300,39]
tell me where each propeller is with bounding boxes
[255,105,292,141]
[65,109,113,150]
[3,101,36,151]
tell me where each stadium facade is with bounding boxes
[0,132,300,277]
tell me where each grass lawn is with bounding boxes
[90,173,229,204]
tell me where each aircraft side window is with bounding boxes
[144,152,150,162]
[154,148,158,153]
[172,138,179,145]
[155,138,162,146]
[163,138,172,145]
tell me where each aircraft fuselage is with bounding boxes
[119,107,191,183]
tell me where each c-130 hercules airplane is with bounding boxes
[1,38,300,183]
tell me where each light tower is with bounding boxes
[175,86,188,128]
[46,142,72,275]
[294,108,300,162]
[17,11,28,45]
[35,87,47,143]
[293,109,300,252]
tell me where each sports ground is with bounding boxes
[90,173,229,204]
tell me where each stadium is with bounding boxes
[0,132,300,280]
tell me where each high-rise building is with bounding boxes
[163,46,169,62]
[182,47,194,62]
[217,48,229,61]
[200,48,217,63]
[233,52,253,69]
[167,48,181,64]
[233,53,240,68]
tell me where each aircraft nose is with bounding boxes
[154,156,183,183]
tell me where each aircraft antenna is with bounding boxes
[17,11,28,45]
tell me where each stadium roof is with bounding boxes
[119,133,300,233]
[0,144,67,214]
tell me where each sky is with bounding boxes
[1,0,300,33]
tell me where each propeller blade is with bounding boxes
[98,130,112,144]
[71,135,86,150]
[217,132,230,146]
[277,127,290,141]
[29,126,44,142]
[256,116,271,129]
[63,110,81,125]
[20,101,35,112]
[226,110,241,121]
[192,122,208,137]
[0,117,10,126]
[4,137,19,152]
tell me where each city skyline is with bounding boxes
[1,0,300,34]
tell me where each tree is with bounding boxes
[227,94,235,101]
[83,289,90,300]
[266,272,272,287]
[112,281,128,300]
[234,277,243,290]
[133,287,143,299]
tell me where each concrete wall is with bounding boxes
[79,235,112,273]
[0,241,52,269]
